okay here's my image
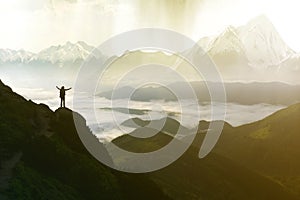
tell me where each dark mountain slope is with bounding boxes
[0,80,170,200]
[112,130,297,200]
[206,103,300,195]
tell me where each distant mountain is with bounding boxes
[237,15,294,68]
[98,85,179,102]
[204,26,249,69]
[31,41,95,65]
[121,117,191,136]
[98,81,300,105]
[189,15,300,82]
[0,49,35,64]
[0,41,104,67]
[89,15,300,83]
[198,15,294,69]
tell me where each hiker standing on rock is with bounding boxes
[56,86,71,108]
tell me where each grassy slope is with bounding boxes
[207,103,300,195]
[0,80,170,200]
[112,130,298,200]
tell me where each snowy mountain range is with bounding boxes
[0,49,35,64]
[0,41,103,66]
[0,15,299,81]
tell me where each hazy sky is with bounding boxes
[1,0,300,52]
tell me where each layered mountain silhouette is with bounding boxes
[1,79,300,199]
[111,89,300,198]
[112,113,300,199]
[99,81,300,105]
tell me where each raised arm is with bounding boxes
[56,86,60,90]
[65,87,72,91]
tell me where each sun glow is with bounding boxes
[1,0,300,52]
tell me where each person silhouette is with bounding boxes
[56,86,71,108]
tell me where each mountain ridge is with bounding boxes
[0,41,103,66]
[0,79,171,200]
[1,15,299,72]
[112,105,300,199]
[198,15,295,69]
[111,100,300,198]
[98,81,300,105]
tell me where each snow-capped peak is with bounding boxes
[237,15,294,68]
[0,49,35,63]
[207,25,245,55]
[32,41,96,64]
[196,15,295,69]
